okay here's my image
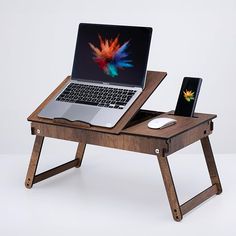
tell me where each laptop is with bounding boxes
[38,23,152,128]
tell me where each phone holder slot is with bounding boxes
[166,111,199,119]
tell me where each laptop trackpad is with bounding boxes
[61,105,100,122]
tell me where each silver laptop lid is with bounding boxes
[71,23,152,89]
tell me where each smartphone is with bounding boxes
[174,77,202,117]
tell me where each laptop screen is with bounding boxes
[72,23,152,88]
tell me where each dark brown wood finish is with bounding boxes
[156,136,223,221]
[30,121,169,155]
[25,112,222,221]
[25,136,44,188]
[28,76,71,122]
[28,71,167,134]
[29,114,214,157]
[201,136,222,194]
[122,112,216,139]
[34,159,78,184]
[25,71,222,221]
[157,155,183,221]
[75,142,86,168]
[166,120,213,156]
[180,185,218,215]
[155,134,223,221]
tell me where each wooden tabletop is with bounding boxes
[28,70,216,140]
[28,71,167,134]
[122,111,216,139]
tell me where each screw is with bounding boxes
[155,149,160,154]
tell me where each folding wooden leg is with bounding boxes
[157,155,183,221]
[25,135,44,189]
[157,135,222,221]
[75,142,86,168]
[25,137,86,189]
[201,136,222,194]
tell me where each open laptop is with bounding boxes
[38,23,152,128]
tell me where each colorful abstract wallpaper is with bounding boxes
[183,89,195,102]
[89,35,133,78]
[73,24,152,87]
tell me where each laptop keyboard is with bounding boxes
[56,83,137,109]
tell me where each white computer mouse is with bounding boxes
[148,117,177,129]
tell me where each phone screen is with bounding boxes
[174,77,202,117]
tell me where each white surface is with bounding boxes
[0,149,235,235]
[148,117,177,129]
[0,0,236,154]
[0,1,235,234]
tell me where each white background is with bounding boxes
[0,0,236,155]
[0,1,236,235]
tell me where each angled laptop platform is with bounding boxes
[25,71,222,221]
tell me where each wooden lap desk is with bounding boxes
[25,71,222,221]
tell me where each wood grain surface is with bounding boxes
[27,71,167,134]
